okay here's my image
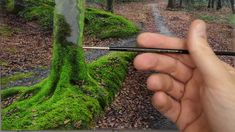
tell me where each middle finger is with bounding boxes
[134,53,193,83]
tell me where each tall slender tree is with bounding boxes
[167,0,175,9]
[217,0,222,10]
[230,0,235,13]
[106,0,114,12]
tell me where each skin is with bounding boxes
[134,20,235,132]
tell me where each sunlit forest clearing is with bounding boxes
[1,0,235,130]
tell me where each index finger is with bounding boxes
[137,33,195,68]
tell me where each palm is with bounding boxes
[175,69,209,131]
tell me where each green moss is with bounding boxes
[89,52,135,99]
[85,8,139,39]
[0,59,9,66]
[17,0,139,38]
[1,72,34,87]
[19,6,54,29]
[6,0,15,12]
[0,25,14,37]
[1,52,135,130]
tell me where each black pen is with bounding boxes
[83,46,235,56]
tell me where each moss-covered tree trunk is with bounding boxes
[50,0,89,88]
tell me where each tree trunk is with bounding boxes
[208,0,211,8]
[217,0,222,10]
[230,0,235,13]
[180,0,183,7]
[106,0,114,13]
[212,0,215,8]
[186,0,192,7]
[167,0,175,9]
[180,0,187,7]
[53,0,89,86]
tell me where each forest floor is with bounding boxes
[157,0,234,66]
[1,0,235,130]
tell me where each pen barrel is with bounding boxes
[107,47,235,56]
[109,47,189,54]
[214,51,235,56]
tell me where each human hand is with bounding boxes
[134,20,235,132]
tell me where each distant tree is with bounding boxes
[106,0,114,12]
[180,0,187,7]
[167,0,175,9]
[208,0,215,8]
[230,0,235,13]
[216,0,222,10]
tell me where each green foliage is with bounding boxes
[1,72,34,87]
[85,8,139,39]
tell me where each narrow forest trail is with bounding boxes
[96,2,177,130]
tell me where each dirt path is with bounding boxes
[96,2,177,130]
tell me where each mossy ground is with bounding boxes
[0,24,17,37]
[197,13,235,26]
[227,14,235,26]
[0,59,9,67]
[1,72,34,87]
[15,0,139,38]
[1,52,135,130]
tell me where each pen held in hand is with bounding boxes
[83,46,235,56]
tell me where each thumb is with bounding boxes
[187,20,227,79]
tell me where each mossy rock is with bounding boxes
[85,8,139,39]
